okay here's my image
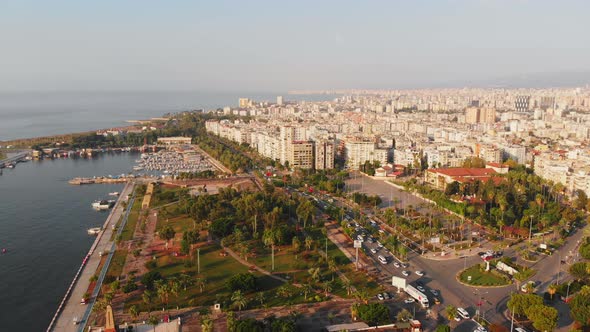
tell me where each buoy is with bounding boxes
[2,248,6,253]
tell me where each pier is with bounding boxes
[0,151,31,167]
[48,182,135,332]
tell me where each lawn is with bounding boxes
[156,215,195,233]
[459,264,511,286]
[120,198,142,241]
[151,186,183,208]
[125,243,290,312]
[106,249,128,280]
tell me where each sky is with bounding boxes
[1,0,589,92]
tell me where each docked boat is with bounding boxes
[91,200,115,210]
[87,227,101,235]
[133,166,144,171]
[108,192,120,196]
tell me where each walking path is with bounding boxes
[49,183,134,332]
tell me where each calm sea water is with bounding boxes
[0,91,338,140]
[0,153,136,331]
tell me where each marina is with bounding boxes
[134,148,215,175]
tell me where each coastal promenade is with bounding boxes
[49,182,134,332]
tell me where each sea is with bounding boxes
[0,91,338,331]
[0,91,339,141]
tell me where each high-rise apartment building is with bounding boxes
[239,98,251,108]
[315,140,335,170]
[277,96,283,105]
[345,139,388,169]
[465,107,480,124]
[287,141,314,169]
[515,95,531,112]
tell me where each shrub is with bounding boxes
[123,282,139,293]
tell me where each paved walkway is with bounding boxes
[49,183,134,332]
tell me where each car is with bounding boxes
[382,292,390,300]
[482,255,494,261]
[402,270,410,276]
[401,263,409,268]
[370,248,377,254]
[377,293,384,301]
[393,262,400,268]
[356,235,364,241]
[514,328,528,332]
[454,315,461,321]
[415,271,424,276]
[430,289,439,296]
[377,241,383,248]
[477,251,486,257]
[367,237,374,243]
[416,280,424,286]
[404,298,415,304]
[417,286,426,292]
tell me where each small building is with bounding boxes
[157,137,193,146]
[486,162,509,174]
[424,168,498,190]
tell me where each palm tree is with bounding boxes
[197,277,207,293]
[354,290,370,304]
[445,305,457,320]
[308,267,321,283]
[231,290,247,311]
[343,279,353,296]
[328,258,338,281]
[301,283,314,300]
[304,236,314,251]
[322,280,333,297]
[396,308,413,322]
[128,305,139,321]
[142,290,154,315]
[148,315,159,332]
[255,292,265,306]
[155,280,170,309]
[263,228,277,271]
[201,315,214,332]
[178,273,193,291]
[548,284,557,300]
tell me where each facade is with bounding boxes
[425,168,498,190]
[315,140,335,170]
[287,141,314,169]
[345,140,388,169]
[515,95,531,112]
[157,137,192,145]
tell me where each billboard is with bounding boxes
[392,276,406,290]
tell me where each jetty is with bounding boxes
[69,177,130,185]
[0,151,31,168]
[47,182,135,332]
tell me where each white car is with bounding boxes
[415,271,425,276]
[402,270,410,277]
[454,316,461,321]
[377,293,384,301]
[417,286,426,292]
[370,248,377,254]
[377,241,383,248]
[404,298,415,304]
[393,262,400,268]
[514,329,527,332]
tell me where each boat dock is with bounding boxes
[0,151,31,168]
[69,177,130,185]
[47,182,135,332]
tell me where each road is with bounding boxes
[49,183,134,332]
[343,173,586,331]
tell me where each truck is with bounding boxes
[405,284,429,308]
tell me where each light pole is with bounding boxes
[566,281,572,299]
[528,215,533,243]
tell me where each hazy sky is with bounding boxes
[1,0,589,92]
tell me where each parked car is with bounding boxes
[402,270,410,276]
[383,292,390,300]
[377,293,384,300]
[415,271,425,276]
[393,262,400,268]
[404,298,415,304]
[430,289,439,296]
[370,248,377,254]
[417,285,426,292]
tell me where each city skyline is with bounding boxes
[1,0,589,92]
